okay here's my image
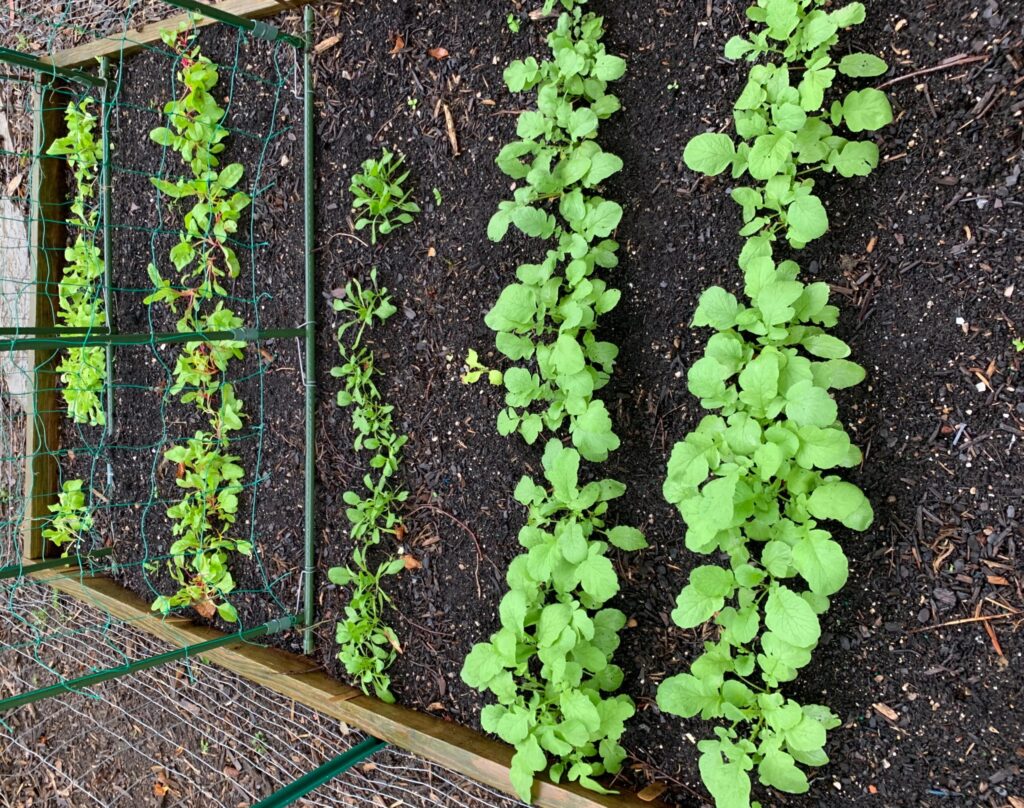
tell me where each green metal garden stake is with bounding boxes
[252,737,388,808]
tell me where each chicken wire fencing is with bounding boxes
[0,3,522,807]
[0,583,524,808]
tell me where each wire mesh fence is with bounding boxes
[1,3,522,807]
[0,583,524,808]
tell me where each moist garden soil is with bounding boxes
[57,1,1024,806]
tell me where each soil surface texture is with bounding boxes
[53,1,1024,806]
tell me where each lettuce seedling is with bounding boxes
[328,269,409,703]
[46,98,107,426]
[683,0,893,248]
[42,479,93,555]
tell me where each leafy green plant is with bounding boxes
[42,479,93,555]
[146,22,252,623]
[682,0,893,248]
[656,3,888,806]
[482,1,626,463]
[350,149,420,245]
[328,269,408,703]
[1013,338,1023,352]
[461,349,503,386]
[462,440,645,801]
[463,3,641,802]
[46,98,107,426]
[507,13,521,34]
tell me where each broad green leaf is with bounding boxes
[843,88,893,132]
[664,440,711,501]
[792,531,848,595]
[699,745,752,808]
[831,140,879,178]
[811,359,866,390]
[485,284,536,331]
[683,133,736,176]
[693,287,740,330]
[577,553,619,601]
[586,152,624,186]
[606,525,648,551]
[738,349,779,413]
[807,481,874,530]
[593,53,627,81]
[571,400,620,462]
[759,749,809,794]
[838,53,888,77]
[748,132,793,180]
[787,195,829,243]
[657,673,717,718]
[784,380,838,428]
[765,587,821,647]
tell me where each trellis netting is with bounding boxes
[0,3,523,806]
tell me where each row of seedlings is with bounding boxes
[656,1,892,806]
[145,21,254,623]
[461,0,646,801]
[42,99,108,554]
[47,98,107,426]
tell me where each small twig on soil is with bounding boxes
[875,54,989,90]
[443,103,460,156]
[909,612,1017,633]
[319,230,369,250]
[406,503,487,599]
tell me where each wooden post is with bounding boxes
[22,82,66,560]
[46,0,315,70]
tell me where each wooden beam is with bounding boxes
[22,84,66,561]
[46,0,316,70]
[26,568,664,808]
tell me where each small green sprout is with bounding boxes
[506,13,521,33]
[350,148,421,245]
[432,186,443,206]
[461,349,503,386]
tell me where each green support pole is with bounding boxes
[301,5,317,656]
[0,615,297,713]
[0,326,305,352]
[0,548,113,580]
[252,737,388,808]
[99,57,116,460]
[160,0,306,49]
[0,47,106,88]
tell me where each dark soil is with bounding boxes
[59,25,308,645]
[52,1,1024,806]
[309,0,1023,806]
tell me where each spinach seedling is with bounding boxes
[328,269,409,703]
[350,149,421,245]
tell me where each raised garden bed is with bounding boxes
[20,0,1024,806]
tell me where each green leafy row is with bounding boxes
[656,2,889,806]
[481,0,626,464]
[327,270,408,704]
[683,0,892,248]
[462,439,646,801]
[462,2,645,802]
[46,98,107,427]
[147,21,253,625]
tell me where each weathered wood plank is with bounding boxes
[22,84,66,561]
[27,568,664,808]
[47,0,315,70]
